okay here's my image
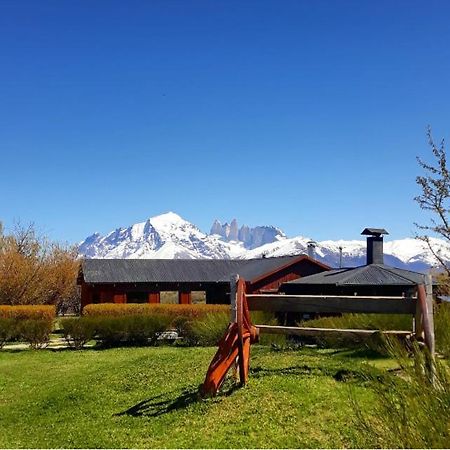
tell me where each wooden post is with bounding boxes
[230,274,239,323]
[415,287,424,340]
[425,274,435,356]
[230,274,239,382]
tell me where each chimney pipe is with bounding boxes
[361,228,389,265]
[307,240,317,259]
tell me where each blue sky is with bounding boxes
[1,0,450,243]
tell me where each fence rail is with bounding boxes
[246,294,417,314]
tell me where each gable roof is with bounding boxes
[80,255,328,285]
[284,263,426,287]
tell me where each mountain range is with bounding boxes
[78,212,450,271]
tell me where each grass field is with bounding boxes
[0,345,391,448]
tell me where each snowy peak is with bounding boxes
[210,218,286,249]
[79,212,242,259]
[78,212,450,271]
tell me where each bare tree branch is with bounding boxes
[415,127,450,274]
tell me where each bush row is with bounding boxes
[83,303,229,319]
[61,312,229,349]
[0,305,56,321]
[0,318,53,349]
[60,309,285,349]
[0,303,285,350]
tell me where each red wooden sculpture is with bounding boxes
[201,278,258,396]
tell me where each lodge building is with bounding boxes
[77,255,330,308]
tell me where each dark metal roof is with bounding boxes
[284,264,425,287]
[81,255,314,284]
[361,228,389,236]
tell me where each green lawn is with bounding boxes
[0,345,387,448]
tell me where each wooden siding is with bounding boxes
[79,258,329,308]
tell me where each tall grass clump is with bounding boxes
[250,311,287,347]
[182,312,229,346]
[355,339,450,448]
[299,313,412,350]
[435,301,450,358]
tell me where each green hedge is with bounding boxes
[0,306,55,350]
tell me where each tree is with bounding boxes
[0,221,81,313]
[415,127,450,276]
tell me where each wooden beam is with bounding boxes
[415,291,424,339]
[425,274,435,356]
[230,274,238,323]
[246,294,416,314]
[256,325,412,338]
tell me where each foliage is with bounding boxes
[83,303,229,319]
[82,304,231,347]
[302,313,412,331]
[0,318,16,349]
[61,317,96,350]
[354,340,450,448]
[94,315,172,347]
[0,306,55,349]
[298,313,412,349]
[250,311,287,347]
[0,305,56,321]
[181,312,229,346]
[435,301,450,358]
[16,319,53,349]
[0,222,80,312]
[415,128,450,274]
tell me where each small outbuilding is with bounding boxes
[280,228,428,297]
[78,255,330,308]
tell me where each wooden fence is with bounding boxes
[201,274,435,396]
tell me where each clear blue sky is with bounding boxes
[1,0,450,243]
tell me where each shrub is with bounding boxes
[298,313,413,349]
[17,319,52,349]
[250,311,287,347]
[83,303,228,320]
[0,318,16,349]
[61,317,96,350]
[94,314,172,347]
[182,312,229,346]
[0,305,56,321]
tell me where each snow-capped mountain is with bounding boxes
[78,212,450,271]
[79,212,244,259]
[210,219,286,249]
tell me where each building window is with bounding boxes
[126,292,148,303]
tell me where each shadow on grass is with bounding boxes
[116,381,242,418]
[116,387,201,417]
